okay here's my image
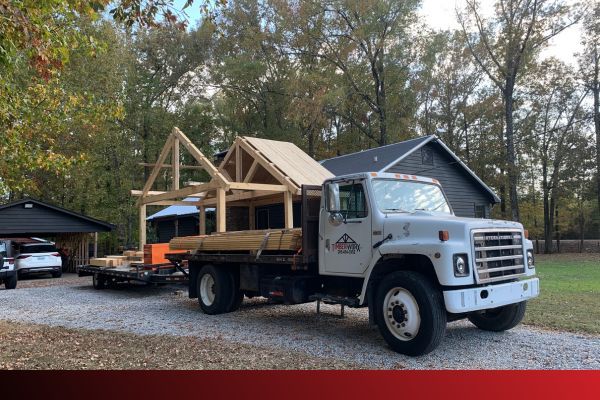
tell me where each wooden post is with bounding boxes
[216,188,226,233]
[284,191,293,229]
[199,205,206,235]
[93,232,98,258]
[139,204,147,250]
[235,144,242,182]
[249,203,255,230]
[173,137,180,190]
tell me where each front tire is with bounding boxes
[375,271,446,356]
[197,264,234,314]
[4,274,17,289]
[468,301,526,332]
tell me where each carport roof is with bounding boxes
[0,198,114,236]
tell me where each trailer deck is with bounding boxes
[78,262,188,288]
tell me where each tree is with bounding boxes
[579,0,600,215]
[458,0,579,222]
[526,59,588,252]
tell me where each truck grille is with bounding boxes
[472,229,526,283]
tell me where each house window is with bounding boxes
[421,147,434,165]
[474,204,487,219]
[339,183,368,219]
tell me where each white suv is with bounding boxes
[0,241,17,289]
[15,242,62,279]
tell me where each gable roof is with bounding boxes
[240,136,334,188]
[321,135,500,203]
[0,198,114,235]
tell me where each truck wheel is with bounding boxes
[375,271,446,356]
[468,301,526,332]
[229,291,244,312]
[92,273,106,290]
[197,264,234,314]
[4,274,17,290]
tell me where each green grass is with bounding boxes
[523,254,600,334]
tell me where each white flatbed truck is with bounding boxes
[167,172,539,356]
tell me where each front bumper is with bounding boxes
[443,278,539,313]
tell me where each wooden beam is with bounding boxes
[228,182,288,192]
[200,190,276,206]
[139,163,205,170]
[284,191,293,229]
[141,135,174,198]
[141,181,224,205]
[235,143,242,182]
[131,190,168,197]
[146,200,203,206]
[243,159,259,183]
[172,127,229,185]
[199,205,206,235]
[173,136,180,191]
[139,204,147,251]
[216,188,226,233]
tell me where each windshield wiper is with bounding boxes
[383,208,410,213]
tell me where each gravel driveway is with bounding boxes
[0,278,598,369]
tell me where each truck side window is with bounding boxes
[339,183,367,219]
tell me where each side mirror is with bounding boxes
[327,183,340,212]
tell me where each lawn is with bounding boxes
[523,253,600,334]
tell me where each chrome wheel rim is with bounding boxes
[383,287,421,341]
[200,273,216,306]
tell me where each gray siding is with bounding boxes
[0,202,112,235]
[386,142,491,218]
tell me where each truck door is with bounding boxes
[319,180,373,275]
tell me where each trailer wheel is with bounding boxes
[197,264,234,314]
[468,301,526,332]
[375,271,446,356]
[92,273,106,290]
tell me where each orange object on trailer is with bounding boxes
[143,243,186,265]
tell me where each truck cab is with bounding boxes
[319,172,539,355]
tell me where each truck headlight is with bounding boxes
[453,254,469,277]
[527,250,535,269]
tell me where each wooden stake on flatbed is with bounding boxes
[199,205,206,235]
[216,188,226,233]
[139,204,147,250]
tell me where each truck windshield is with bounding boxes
[372,179,451,214]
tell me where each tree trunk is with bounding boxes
[504,85,520,222]
[594,79,600,214]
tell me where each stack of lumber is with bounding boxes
[144,243,187,264]
[89,250,145,269]
[169,228,302,252]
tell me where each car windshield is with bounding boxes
[21,244,57,254]
[372,179,452,214]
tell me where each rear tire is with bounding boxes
[52,271,62,278]
[375,271,446,356]
[468,301,527,332]
[92,273,106,290]
[4,274,17,289]
[197,264,234,314]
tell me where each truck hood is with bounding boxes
[381,211,523,243]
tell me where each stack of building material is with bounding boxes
[89,258,117,268]
[169,228,302,252]
[89,250,146,269]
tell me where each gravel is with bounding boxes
[0,278,598,369]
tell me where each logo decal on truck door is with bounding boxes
[332,234,361,254]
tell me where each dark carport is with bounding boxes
[0,198,113,272]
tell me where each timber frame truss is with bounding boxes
[132,128,300,249]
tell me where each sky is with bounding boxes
[174,0,583,65]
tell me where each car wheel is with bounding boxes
[375,271,447,356]
[197,264,234,315]
[4,274,17,290]
[468,301,527,332]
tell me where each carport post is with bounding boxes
[199,205,206,235]
[94,232,98,258]
[139,204,147,250]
